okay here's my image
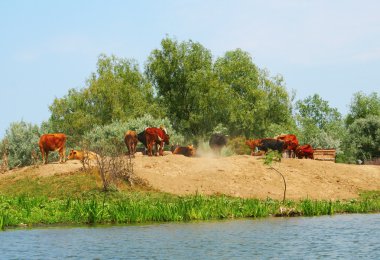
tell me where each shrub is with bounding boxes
[1,121,40,169]
[226,136,250,155]
[82,114,184,155]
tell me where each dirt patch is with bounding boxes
[1,154,380,200]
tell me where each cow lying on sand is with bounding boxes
[67,149,99,161]
[245,138,284,156]
[39,133,67,164]
[172,145,196,157]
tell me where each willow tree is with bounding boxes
[49,54,158,142]
[146,37,226,137]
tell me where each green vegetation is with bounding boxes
[0,171,379,231]
[0,36,379,168]
[1,189,379,230]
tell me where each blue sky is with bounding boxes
[1,0,379,138]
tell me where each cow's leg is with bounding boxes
[147,143,153,156]
[40,147,45,164]
[159,142,164,156]
[59,146,66,163]
[45,151,49,164]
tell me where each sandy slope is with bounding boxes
[1,154,380,200]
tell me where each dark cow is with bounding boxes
[295,144,314,159]
[39,133,67,164]
[209,134,227,155]
[245,138,284,156]
[124,130,138,157]
[138,126,170,156]
[172,145,196,157]
[276,134,299,158]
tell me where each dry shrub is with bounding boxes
[226,136,251,155]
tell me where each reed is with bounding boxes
[0,191,379,230]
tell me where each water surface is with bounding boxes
[1,214,379,259]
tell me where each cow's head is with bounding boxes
[67,149,78,160]
[161,127,170,145]
[187,145,196,156]
[245,139,260,150]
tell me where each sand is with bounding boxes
[2,153,380,200]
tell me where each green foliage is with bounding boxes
[344,116,380,161]
[49,54,158,142]
[264,150,282,165]
[1,191,379,230]
[1,121,40,169]
[82,115,184,155]
[146,36,223,137]
[226,136,250,155]
[295,94,345,150]
[346,92,380,126]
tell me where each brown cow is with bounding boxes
[172,145,196,157]
[39,133,67,164]
[67,149,99,161]
[144,126,170,156]
[276,134,299,158]
[124,130,138,157]
[295,144,314,159]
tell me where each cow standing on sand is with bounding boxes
[276,134,299,158]
[209,134,227,155]
[138,126,170,156]
[246,138,284,156]
[295,144,314,159]
[124,130,138,157]
[39,133,67,164]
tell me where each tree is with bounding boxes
[344,116,380,161]
[346,92,380,126]
[49,54,158,143]
[295,94,345,149]
[146,37,224,137]
[214,50,294,137]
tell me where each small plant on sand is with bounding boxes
[264,150,287,203]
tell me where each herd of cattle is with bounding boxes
[38,126,314,164]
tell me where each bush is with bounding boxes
[1,121,40,169]
[226,136,250,155]
[83,114,184,155]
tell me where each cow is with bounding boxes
[124,130,138,157]
[209,134,227,155]
[245,138,284,156]
[295,144,314,159]
[39,133,67,164]
[138,126,170,156]
[67,149,99,161]
[276,134,299,158]
[172,145,196,157]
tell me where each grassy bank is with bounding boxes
[0,170,379,230]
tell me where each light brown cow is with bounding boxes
[172,145,196,157]
[124,130,138,157]
[67,149,99,161]
[39,133,67,164]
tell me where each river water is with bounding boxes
[1,214,379,259]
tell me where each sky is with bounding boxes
[1,0,379,138]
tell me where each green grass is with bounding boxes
[0,171,379,230]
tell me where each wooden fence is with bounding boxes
[313,149,336,162]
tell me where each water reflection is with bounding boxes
[1,214,379,259]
